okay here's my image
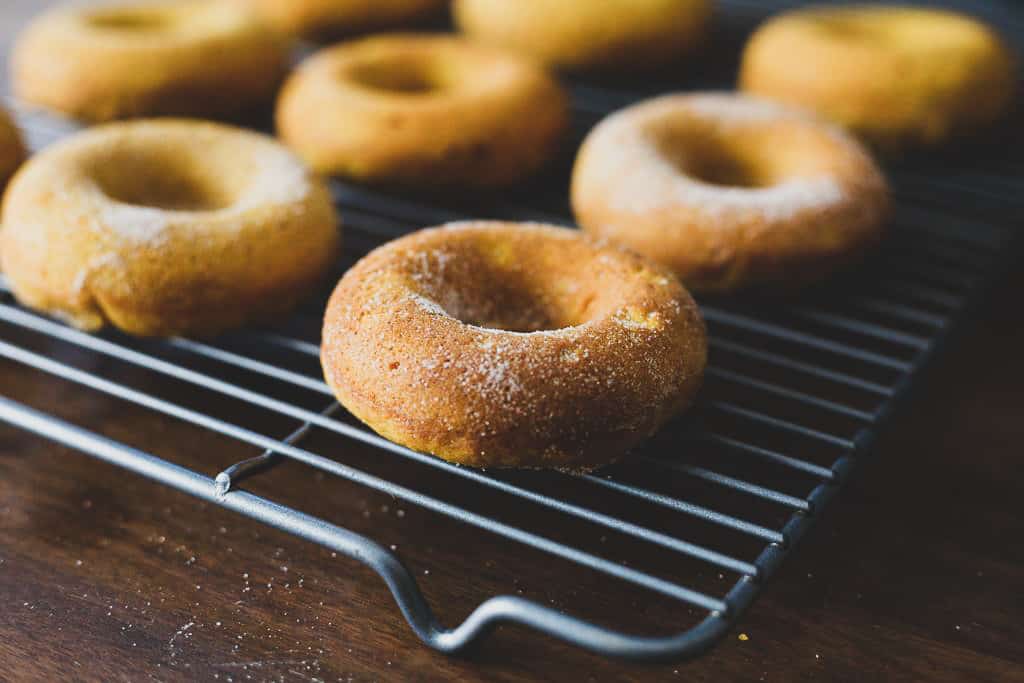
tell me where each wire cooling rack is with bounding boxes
[1,0,1022,663]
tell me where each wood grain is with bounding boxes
[1,1,1023,681]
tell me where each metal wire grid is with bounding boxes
[1,0,1022,662]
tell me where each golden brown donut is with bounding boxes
[321,221,707,471]
[740,5,1017,150]
[233,0,447,40]
[571,93,889,292]
[0,105,26,188]
[277,34,569,187]
[12,1,288,122]
[1,119,340,337]
[453,0,713,71]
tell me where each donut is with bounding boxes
[0,119,340,337]
[321,221,707,471]
[740,6,1017,150]
[0,106,26,188]
[11,1,288,122]
[453,0,713,71]
[277,35,570,187]
[233,0,447,40]
[571,93,889,292]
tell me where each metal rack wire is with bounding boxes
[1,0,1021,662]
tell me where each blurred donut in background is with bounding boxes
[740,5,1017,150]
[453,0,713,72]
[276,34,569,187]
[11,1,288,122]
[234,0,448,40]
[571,93,890,292]
[0,119,341,337]
[0,105,26,188]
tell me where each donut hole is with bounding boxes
[657,133,779,189]
[412,238,610,333]
[92,149,237,212]
[651,121,848,189]
[85,9,175,32]
[347,56,452,95]
[682,148,772,189]
[436,278,582,333]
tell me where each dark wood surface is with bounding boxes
[3,2,1024,681]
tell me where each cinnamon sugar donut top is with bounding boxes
[321,221,707,470]
[571,93,889,291]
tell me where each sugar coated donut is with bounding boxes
[277,35,569,187]
[234,0,447,40]
[571,93,889,292]
[453,0,713,71]
[0,105,26,188]
[1,120,340,337]
[321,221,707,470]
[12,1,288,122]
[740,6,1017,149]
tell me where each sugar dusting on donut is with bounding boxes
[96,146,313,244]
[668,91,855,136]
[598,125,846,220]
[411,290,586,338]
[572,92,890,291]
[70,251,124,299]
[1,119,340,336]
[683,92,801,123]
[321,221,708,469]
[579,94,850,221]
[99,204,172,245]
[237,147,313,209]
[409,292,450,317]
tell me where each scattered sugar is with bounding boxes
[408,293,449,317]
[98,204,171,244]
[69,252,123,299]
[235,148,312,210]
[476,353,516,395]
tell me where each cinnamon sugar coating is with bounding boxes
[321,221,707,470]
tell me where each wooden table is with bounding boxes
[2,2,1023,681]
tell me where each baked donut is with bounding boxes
[277,34,569,187]
[12,1,288,122]
[571,93,889,292]
[233,0,447,40]
[740,6,1017,150]
[1,119,340,337]
[321,221,706,470]
[453,0,713,71]
[0,105,26,188]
